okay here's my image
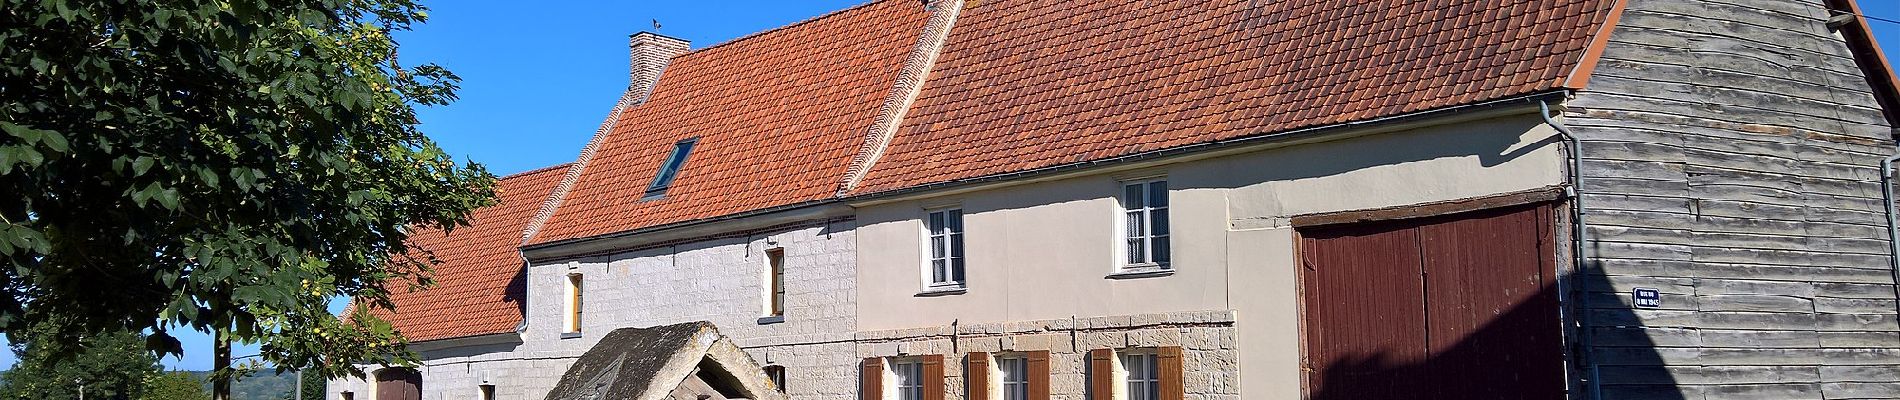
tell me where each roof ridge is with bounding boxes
[673,0,891,58]
[500,163,573,180]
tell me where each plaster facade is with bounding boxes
[853,112,1569,399]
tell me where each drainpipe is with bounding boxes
[1537,99,1596,400]
[1881,153,1900,316]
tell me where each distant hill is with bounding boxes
[181,370,306,400]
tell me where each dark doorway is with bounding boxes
[1299,203,1564,399]
[374,368,422,400]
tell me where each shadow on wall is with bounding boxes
[1302,225,1680,400]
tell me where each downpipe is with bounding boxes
[1881,153,1900,317]
[1538,99,1597,400]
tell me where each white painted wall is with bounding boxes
[854,112,1567,398]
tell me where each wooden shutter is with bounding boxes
[967,352,991,400]
[923,354,946,400]
[1088,349,1115,400]
[1158,347,1185,400]
[1026,350,1052,400]
[862,357,883,400]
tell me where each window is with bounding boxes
[893,360,925,400]
[767,248,785,318]
[998,356,1029,400]
[644,138,698,198]
[479,385,496,400]
[564,274,583,334]
[1121,179,1169,268]
[764,365,787,393]
[925,208,965,288]
[340,392,354,400]
[1123,352,1159,400]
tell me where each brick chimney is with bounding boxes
[627,32,690,100]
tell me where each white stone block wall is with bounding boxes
[329,220,860,399]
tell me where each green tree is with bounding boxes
[0,0,494,386]
[142,371,211,400]
[0,321,160,400]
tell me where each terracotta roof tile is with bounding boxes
[528,0,930,245]
[374,164,566,342]
[849,0,1613,193]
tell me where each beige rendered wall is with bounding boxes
[854,112,1567,398]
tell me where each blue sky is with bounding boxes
[6,0,1900,372]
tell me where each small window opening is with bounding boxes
[565,274,584,334]
[767,248,786,317]
[644,138,699,199]
[764,365,787,393]
[479,385,496,400]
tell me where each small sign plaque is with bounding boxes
[1632,287,1662,308]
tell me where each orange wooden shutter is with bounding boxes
[1026,350,1052,400]
[1089,349,1116,400]
[967,352,991,400]
[923,354,946,400]
[1158,346,1185,400]
[862,357,883,400]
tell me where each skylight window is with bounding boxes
[644,138,698,199]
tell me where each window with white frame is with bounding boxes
[925,208,965,288]
[997,355,1029,400]
[1122,351,1160,400]
[893,360,926,400]
[1121,179,1169,269]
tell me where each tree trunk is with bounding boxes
[213,331,231,400]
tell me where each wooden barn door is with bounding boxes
[375,368,422,400]
[1299,203,1563,400]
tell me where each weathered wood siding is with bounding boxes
[1568,0,1900,398]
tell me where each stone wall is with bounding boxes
[331,220,860,400]
[1567,0,1900,398]
[855,310,1240,400]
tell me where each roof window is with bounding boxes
[644,138,698,199]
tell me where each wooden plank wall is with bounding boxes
[1567,0,1900,398]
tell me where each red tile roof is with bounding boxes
[376,164,567,342]
[850,0,1618,193]
[527,0,930,245]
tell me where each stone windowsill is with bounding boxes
[915,286,967,297]
[1107,266,1174,279]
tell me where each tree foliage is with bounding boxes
[141,371,211,400]
[0,0,495,379]
[0,321,161,400]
